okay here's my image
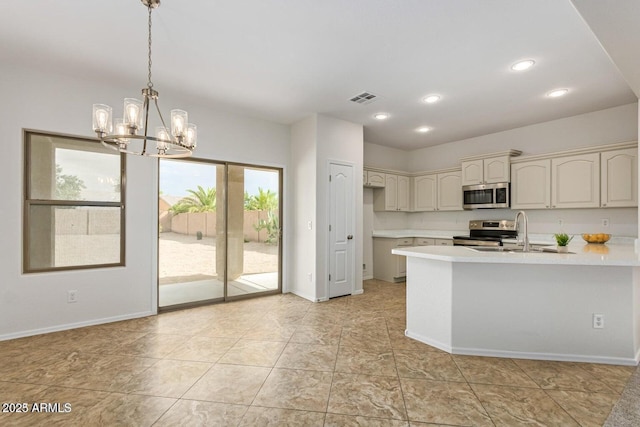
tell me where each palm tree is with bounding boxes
[246,187,278,211]
[170,186,216,213]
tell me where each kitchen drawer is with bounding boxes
[396,238,414,246]
[414,238,435,246]
[434,238,453,246]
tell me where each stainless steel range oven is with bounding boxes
[453,220,517,247]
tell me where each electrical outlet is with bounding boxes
[601,218,610,228]
[67,290,78,303]
[307,273,312,282]
[558,219,563,227]
[593,313,604,329]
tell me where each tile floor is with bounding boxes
[0,279,636,426]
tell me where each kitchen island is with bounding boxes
[392,244,640,366]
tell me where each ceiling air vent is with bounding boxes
[349,91,378,105]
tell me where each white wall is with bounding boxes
[407,103,638,172]
[290,116,318,301]
[364,142,409,171]
[315,115,364,300]
[0,62,290,340]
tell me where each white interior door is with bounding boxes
[329,162,354,298]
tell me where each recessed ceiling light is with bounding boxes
[416,126,431,133]
[511,59,535,71]
[547,88,569,98]
[423,95,441,104]
[374,113,389,120]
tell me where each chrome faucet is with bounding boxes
[515,210,530,252]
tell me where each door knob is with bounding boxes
[347,235,353,240]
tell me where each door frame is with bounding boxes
[157,157,284,311]
[326,159,356,299]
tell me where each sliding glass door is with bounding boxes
[158,159,281,309]
[227,165,281,297]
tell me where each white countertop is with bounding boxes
[393,243,640,266]
[374,229,636,246]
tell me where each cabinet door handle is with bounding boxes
[347,235,353,240]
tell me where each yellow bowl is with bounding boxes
[582,233,611,244]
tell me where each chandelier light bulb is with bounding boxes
[114,119,130,149]
[123,98,143,130]
[155,126,170,151]
[92,104,112,134]
[186,124,198,148]
[171,109,188,138]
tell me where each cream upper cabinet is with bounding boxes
[461,156,510,185]
[484,156,510,183]
[384,174,398,210]
[413,174,437,211]
[373,173,409,211]
[437,171,462,211]
[364,170,385,188]
[413,172,462,212]
[396,175,410,211]
[601,148,638,208]
[461,159,483,185]
[551,153,600,209]
[511,160,551,209]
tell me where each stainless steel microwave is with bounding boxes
[462,182,510,209]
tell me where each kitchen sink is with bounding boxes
[467,247,511,252]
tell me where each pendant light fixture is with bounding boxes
[92,0,197,158]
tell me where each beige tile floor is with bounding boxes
[0,279,636,426]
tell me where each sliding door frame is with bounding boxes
[157,157,283,312]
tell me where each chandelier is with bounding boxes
[92,0,197,158]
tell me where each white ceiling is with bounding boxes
[1,0,637,150]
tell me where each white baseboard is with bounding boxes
[403,330,639,366]
[451,346,639,366]
[351,289,364,295]
[0,311,155,342]
[405,329,453,353]
[363,275,373,280]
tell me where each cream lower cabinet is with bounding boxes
[373,238,413,282]
[552,153,600,208]
[373,237,453,282]
[601,148,637,207]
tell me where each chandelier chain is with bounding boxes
[147,5,153,89]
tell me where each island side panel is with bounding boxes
[634,267,640,360]
[451,263,638,365]
[405,257,453,352]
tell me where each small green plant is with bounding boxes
[553,233,573,246]
[254,211,280,244]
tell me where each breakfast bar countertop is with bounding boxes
[393,243,640,266]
